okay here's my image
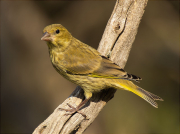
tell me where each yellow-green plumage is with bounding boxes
[41,24,163,114]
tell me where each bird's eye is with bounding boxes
[56,29,60,34]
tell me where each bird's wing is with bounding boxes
[62,39,102,75]
[89,56,142,81]
[62,38,141,81]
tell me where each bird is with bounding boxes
[41,24,163,116]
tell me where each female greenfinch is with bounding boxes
[41,24,163,116]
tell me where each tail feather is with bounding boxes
[117,81,163,108]
[136,87,163,108]
[138,87,164,101]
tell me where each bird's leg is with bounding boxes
[59,98,90,118]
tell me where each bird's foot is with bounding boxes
[59,103,87,118]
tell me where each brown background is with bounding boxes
[1,1,179,134]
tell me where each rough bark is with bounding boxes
[33,0,148,133]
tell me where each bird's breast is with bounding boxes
[49,50,67,76]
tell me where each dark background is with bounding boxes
[1,1,179,134]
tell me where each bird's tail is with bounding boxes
[114,80,163,108]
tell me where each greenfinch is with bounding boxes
[41,24,163,116]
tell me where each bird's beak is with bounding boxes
[41,32,51,41]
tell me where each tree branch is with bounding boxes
[33,0,148,133]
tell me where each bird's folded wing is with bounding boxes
[89,56,142,81]
[64,46,141,82]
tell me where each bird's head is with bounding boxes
[41,24,72,50]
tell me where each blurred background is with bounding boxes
[1,1,179,134]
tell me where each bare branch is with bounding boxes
[33,0,148,133]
